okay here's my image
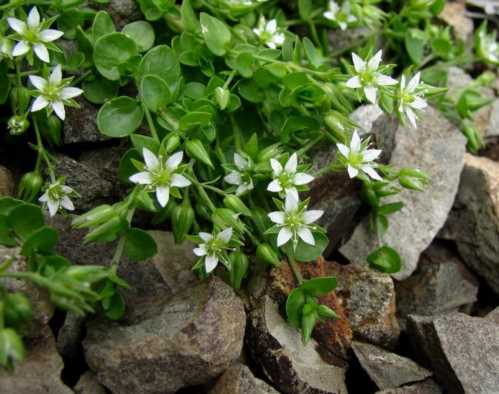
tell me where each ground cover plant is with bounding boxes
[0,0,497,374]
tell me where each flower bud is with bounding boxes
[171,201,195,243]
[398,167,430,191]
[317,304,338,320]
[223,195,251,216]
[185,139,214,168]
[164,134,180,153]
[0,328,25,369]
[7,116,30,136]
[462,121,483,153]
[257,144,281,164]
[72,205,115,228]
[256,243,280,266]
[324,111,348,141]
[212,208,245,233]
[84,216,126,244]
[229,251,249,290]
[10,87,31,114]
[17,171,43,202]
[41,115,62,146]
[215,87,230,110]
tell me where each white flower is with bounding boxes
[397,73,428,128]
[268,193,323,247]
[129,148,191,208]
[477,27,499,65]
[224,153,254,195]
[345,50,398,104]
[39,180,75,217]
[193,228,233,273]
[29,65,83,121]
[268,153,314,201]
[336,131,382,180]
[7,7,63,63]
[323,0,357,30]
[253,16,285,49]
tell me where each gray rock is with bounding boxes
[395,243,478,328]
[0,333,72,393]
[209,363,279,394]
[79,144,128,188]
[350,104,383,137]
[0,165,14,196]
[74,371,107,394]
[246,296,348,394]
[485,306,499,324]
[485,99,499,137]
[341,107,466,280]
[84,278,246,394]
[104,0,141,28]
[64,97,108,144]
[54,154,114,211]
[352,341,432,390]
[56,312,86,362]
[407,313,499,394]
[375,379,442,394]
[439,2,473,43]
[439,154,499,294]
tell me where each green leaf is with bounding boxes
[137,45,181,93]
[7,203,44,239]
[0,216,16,247]
[102,292,125,320]
[118,149,142,183]
[200,13,231,56]
[300,276,337,297]
[97,97,144,137]
[404,29,426,65]
[0,198,23,216]
[286,288,306,328]
[94,32,138,80]
[180,112,212,131]
[367,246,402,274]
[130,134,160,154]
[21,226,59,256]
[0,328,25,369]
[83,77,119,104]
[124,228,157,261]
[122,21,155,52]
[185,139,214,168]
[140,74,172,112]
[298,0,313,20]
[303,37,325,68]
[281,231,328,263]
[301,303,317,343]
[181,0,199,33]
[91,11,115,44]
[377,202,404,216]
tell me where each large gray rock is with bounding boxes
[407,313,499,394]
[84,278,246,394]
[0,333,72,393]
[352,341,432,390]
[103,0,141,28]
[0,165,14,196]
[439,154,499,294]
[350,104,383,137]
[209,363,279,394]
[485,99,499,137]
[64,97,107,144]
[341,107,466,280]
[486,307,499,324]
[74,371,107,394]
[395,243,478,328]
[246,296,348,394]
[376,379,442,394]
[56,312,86,363]
[439,2,473,43]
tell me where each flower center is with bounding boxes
[284,210,303,231]
[348,151,364,167]
[206,238,226,256]
[278,172,294,189]
[24,27,41,43]
[151,166,172,187]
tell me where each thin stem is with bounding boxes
[288,255,303,285]
[33,117,56,182]
[308,21,321,48]
[111,207,136,267]
[143,104,160,142]
[230,114,242,151]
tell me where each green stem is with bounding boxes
[288,255,303,285]
[143,105,160,142]
[308,21,321,48]
[230,114,242,151]
[33,117,55,182]
[111,206,136,267]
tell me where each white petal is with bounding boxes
[38,192,48,203]
[193,247,207,257]
[27,7,40,28]
[347,164,359,178]
[166,151,183,170]
[61,185,74,194]
[362,166,382,181]
[352,52,366,73]
[364,86,377,104]
[171,174,191,188]
[272,34,285,46]
[61,87,83,100]
[236,182,253,195]
[199,232,213,242]
[155,186,170,207]
[267,19,277,33]
[12,41,30,57]
[31,96,49,112]
[33,43,49,63]
[376,74,398,86]
[363,149,382,162]
[129,171,152,185]
[407,72,421,92]
[411,97,427,110]
[267,179,282,193]
[367,50,383,70]
[405,106,418,128]
[339,22,347,30]
[29,75,47,91]
[268,211,285,224]
[143,148,159,170]
[52,101,66,120]
[205,255,219,273]
[7,18,26,34]
[336,143,350,158]
[284,192,298,212]
[294,172,314,185]
[50,65,62,84]
[323,11,335,20]
[277,227,293,247]
[350,131,361,152]
[270,159,283,176]
[285,187,299,202]
[234,153,248,170]
[345,76,361,89]
[224,171,242,185]
[284,153,298,173]
[40,29,64,42]
[303,210,324,224]
[298,227,315,245]
[60,196,74,211]
[47,199,59,217]
[399,75,406,90]
[217,227,233,243]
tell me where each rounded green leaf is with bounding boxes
[137,45,181,92]
[282,231,328,263]
[83,77,119,104]
[21,226,59,256]
[7,203,44,239]
[140,74,171,112]
[97,97,144,137]
[285,288,306,329]
[124,228,157,262]
[91,11,115,43]
[367,246,402,274]
[200,13,231,56]
[94,32,138,80]
[300,276,337,297]
[102,292,125,320]
[122,21,155,52]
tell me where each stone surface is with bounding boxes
[485,306,499,324]
[341,107,466,280]
[485,99,499,137]
[56,312,86,363]
[352,341,432,390]
[0,165,14,196]
[246,295,348,394]
[395,243,478,328]
[64,97,107,144]
[439,2,473,43]
[407,313,499,394]
[0,333,72,393]
[375,379,442,394]
[74,371,107,394]
[84,278,246,394]
[103,0,141,28]
[209,363,279,394]
[350,104,384,137]
[439,154,499,294]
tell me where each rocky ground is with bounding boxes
[1,1,499,394]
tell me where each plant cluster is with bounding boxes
[0,0,497,365]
